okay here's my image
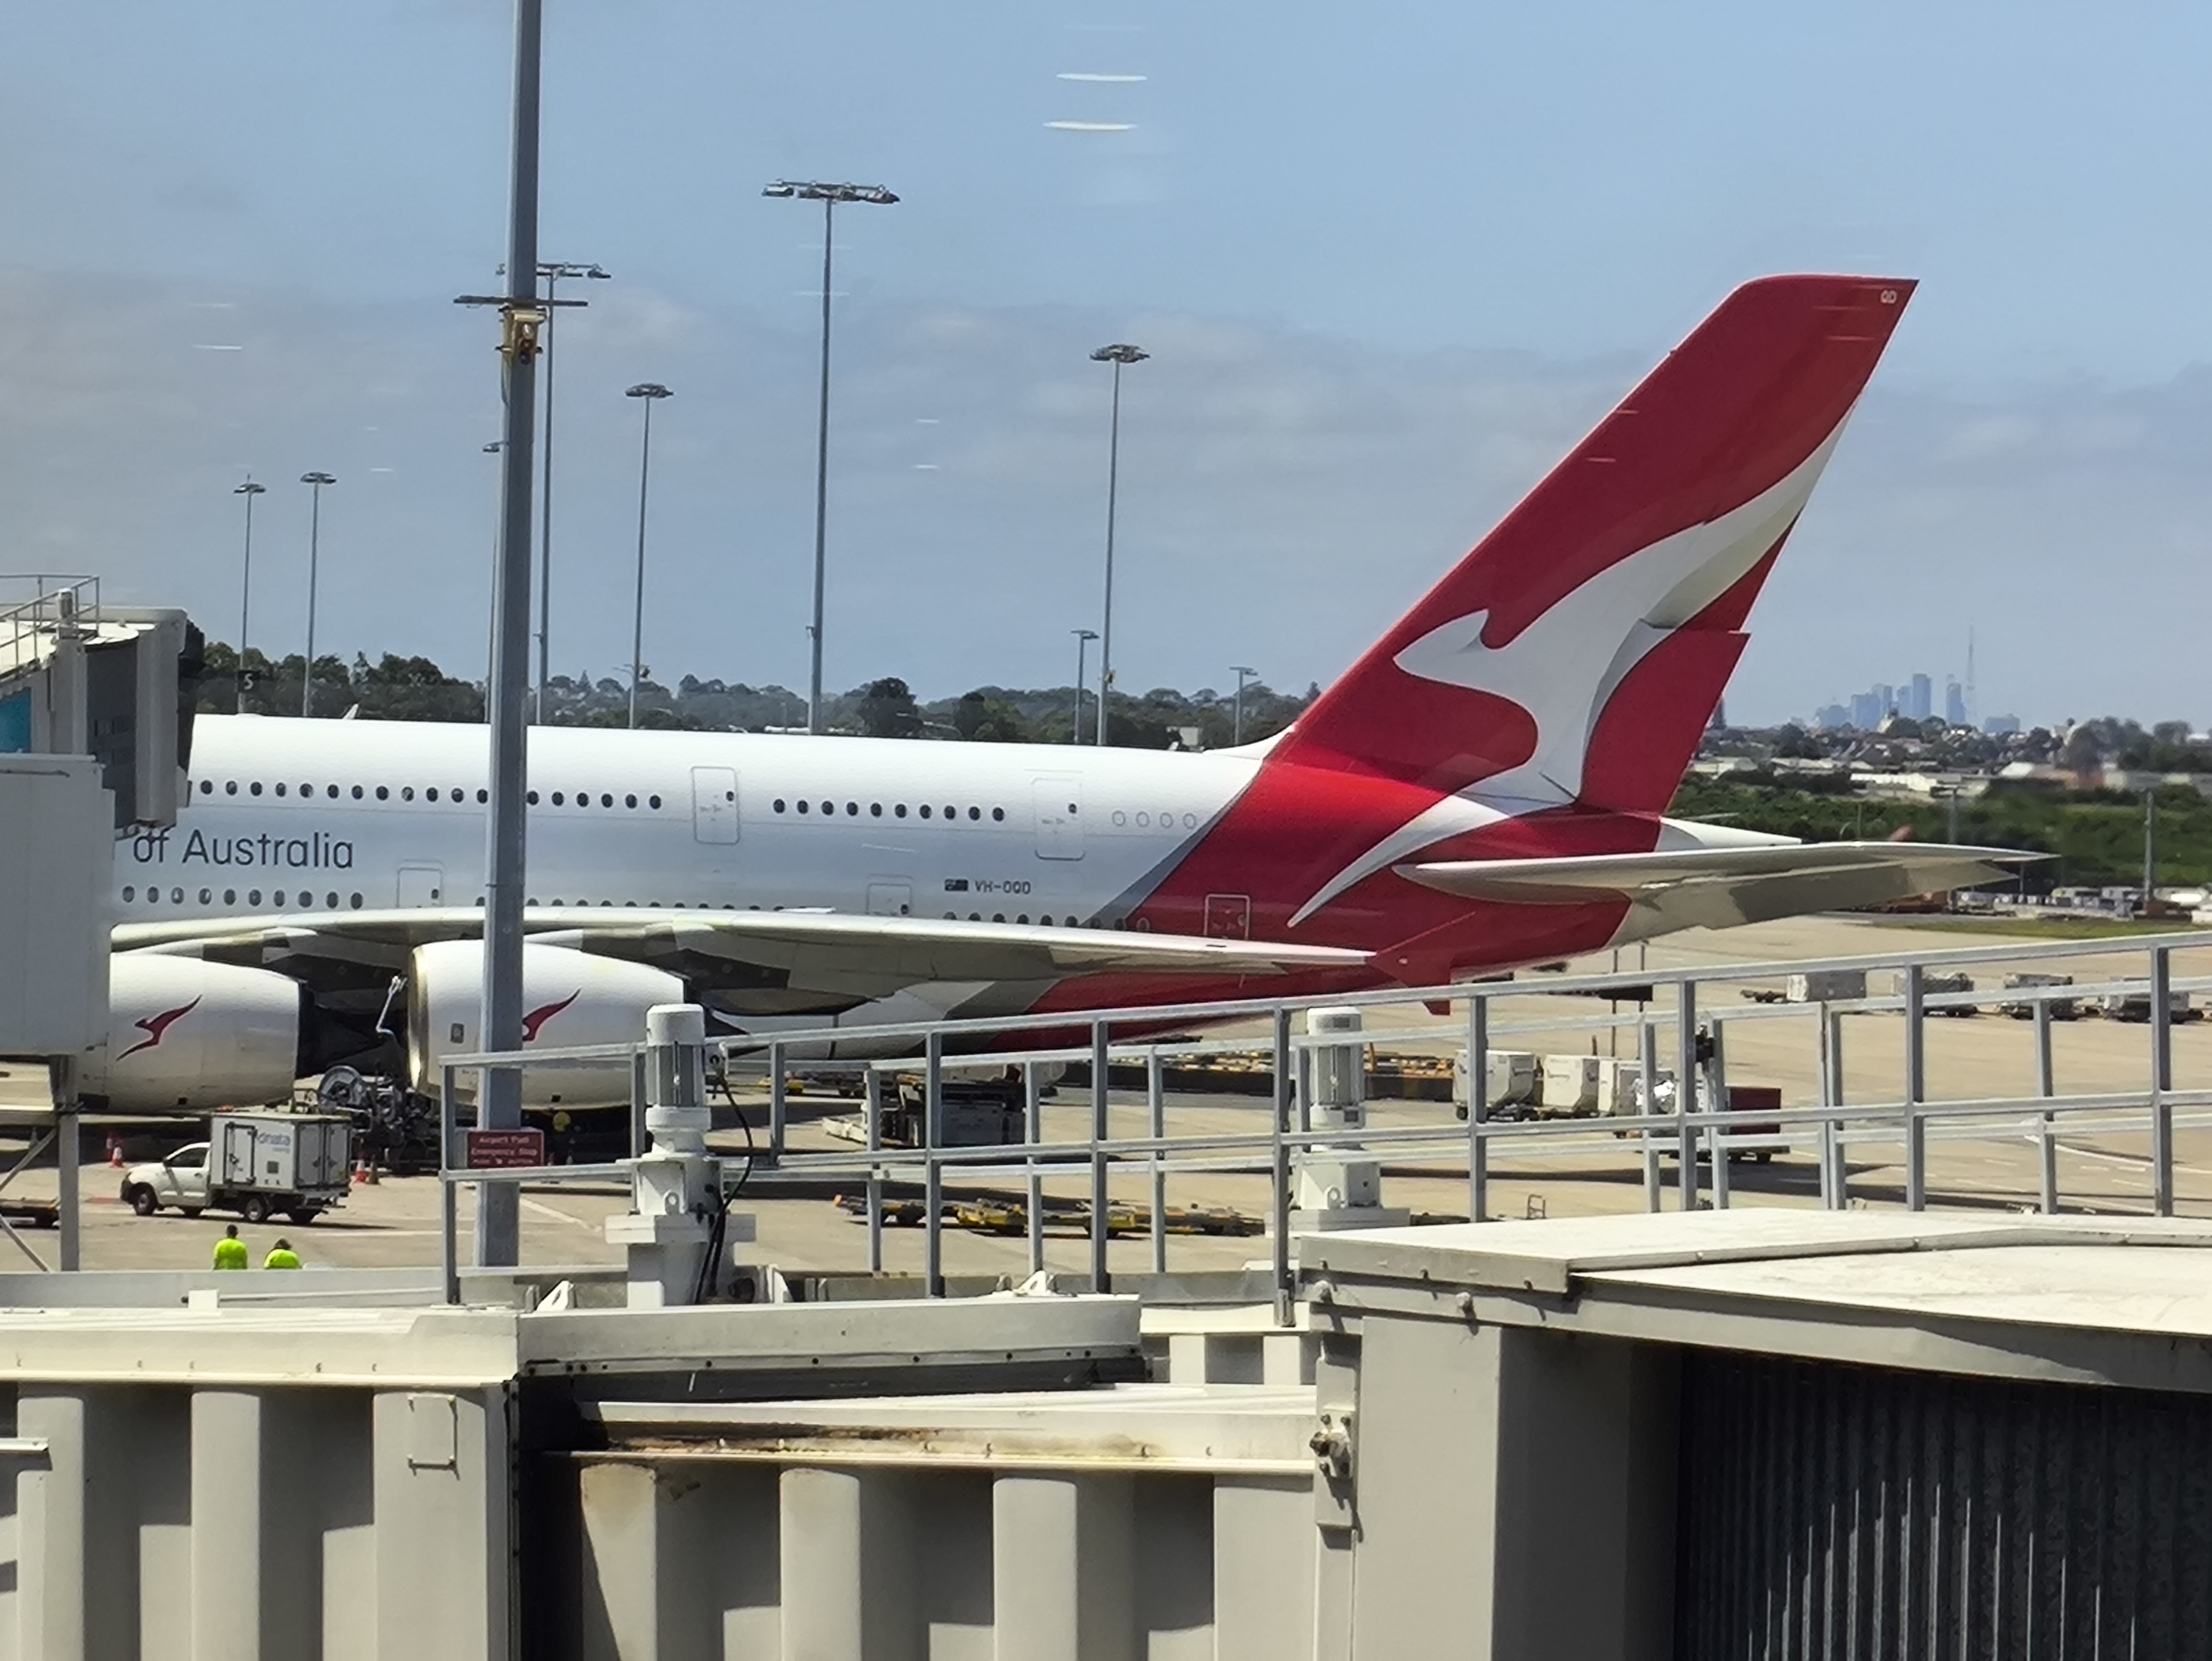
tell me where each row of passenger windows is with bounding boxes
[767,797,1197,831]
[117,884,1143,930]
[190,779,664,809]
[186,777,1195,833]
[122,886,754,911]
[124,886,366,909]
[774,798,1008,821]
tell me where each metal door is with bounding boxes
[1204,894,1251,939]
[692,766,739,845]
[866,881,912,917]
[1676,1348,2212,1659]
[217,1124,257,1188]
[1032,778,1084,860]
[397,864,444,907]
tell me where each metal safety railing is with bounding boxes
[0,576,100,684]
[440,926,2212,1321]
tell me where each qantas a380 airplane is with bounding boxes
[93,274,2029,1114]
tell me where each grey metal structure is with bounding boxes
[531,259,610,721]
[761,179,898,736]
[1088,342,1147,746]
[1070,626,1096,743]
[623,381,672,730]
[1676,1345,2209,1658]
[464,0,545,1269]
[0,579,191,1278]
[442,926,2212,1319]
[3,1203,2212,1654]
[296,471,335,717]
[0,1288,1154,1659]
[1303,1209,2212,1660]
[231,478,263,710]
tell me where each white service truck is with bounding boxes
[122,1111,353,1226]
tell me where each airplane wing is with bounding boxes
[115,907,1371,1015]
[1394,842,2040,935]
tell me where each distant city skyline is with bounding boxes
[1799,646,2180,737]
[1812,664,1971,733]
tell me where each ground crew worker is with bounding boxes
[212,1224,249,1271]
[264,1238,301,1270]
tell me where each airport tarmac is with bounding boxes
[6,914,2209,1278]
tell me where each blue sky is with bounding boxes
[2,1,2209,726]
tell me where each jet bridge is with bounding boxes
[0,576,200,1268]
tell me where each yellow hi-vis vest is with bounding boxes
[264,1247,302,1270]
[212,1238,249,1270]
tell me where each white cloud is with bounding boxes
[1,265,2205,727]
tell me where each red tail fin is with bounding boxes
[1274,276,1914,813]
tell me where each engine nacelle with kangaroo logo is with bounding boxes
[407,939,683,1108]
[86,955,305,1112]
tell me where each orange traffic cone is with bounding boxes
[353,1158,378,1186]
[107,1136,123,1169]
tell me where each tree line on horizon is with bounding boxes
[192,642,1319,751]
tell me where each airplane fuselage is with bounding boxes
[124,715,1269,936]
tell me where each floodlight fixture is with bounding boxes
[762,180,899,206]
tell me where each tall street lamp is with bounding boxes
[232,479,265,713]
[1089,343,1147,747]
[1231,664,1257,747]
[531,259,609,723]
[624,383,673,730]
[762,179,898,734]
[444,0,547,1268]
[1071,628,1098,743]
[483,442,505,688]
[298,472,336,718]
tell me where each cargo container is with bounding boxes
[2000,972,2078,1020]
[1450,1050,1538,1120]
[1785,969,1867,1003]
[1537,1054,1602,1118]
[1892,969,1977,1014]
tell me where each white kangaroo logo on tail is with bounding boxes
[1289,419,1851,925]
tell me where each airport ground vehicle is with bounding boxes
[2001,973,2079,1019]
[120,1111,352,1225]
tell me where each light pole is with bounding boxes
[625,383,673,730]
[1089,343,1147,747]
[1071,628,1098,743]
[762,179,898,734]
[233,479,265,713]
[446,0,546,1268]
[1231,664,1257,746]
[298,472,336,718]
[532,260,609,723]
[483,443,505,693]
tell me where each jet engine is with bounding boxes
[407,939,684,1108]
[85,954,306,1112]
